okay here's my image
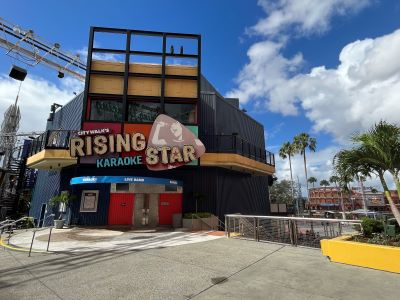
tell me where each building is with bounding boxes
[26,27,275,227]
[307,186,399,212]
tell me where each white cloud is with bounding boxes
[226,39,303,113]
[251,0,371,37]
[229,0,400,141]
[0,74,84,133]
[271,29,400,140]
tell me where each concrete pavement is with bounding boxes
[0,238,399,300]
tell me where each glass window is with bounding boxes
[164,103,196,124]
[116,183,130,191]
[90,99,122,122]
[128,101,160,123]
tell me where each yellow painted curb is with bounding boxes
[0,237,49,253]
[321,236,400,273]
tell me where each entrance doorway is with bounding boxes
[38,203,47,227]
[134,194,159,227]
[108,193,134,225]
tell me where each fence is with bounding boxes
[225,214,362,248]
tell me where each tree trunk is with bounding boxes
[379,173,400,227]
[335,183,346,219]
[358,176,368,212]
[288,155,297,215]
[303,152,309,199]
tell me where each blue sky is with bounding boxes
[1,0,400,190]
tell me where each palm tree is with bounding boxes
[330,175,345,218]
[308,176,317,188]
[334,146,400,226]
[320,179,330,187]
[293,133,317,194]
[353,121,400,196]
[349,121,400,225]
[279,142,297,214]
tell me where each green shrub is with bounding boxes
[361,217,384,237]
[183,212,212,219]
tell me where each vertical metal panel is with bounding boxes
[29,93,84,224]
[200,76,265,148]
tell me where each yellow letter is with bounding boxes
[169,146,183,163]
[131,133,146,151]
[146,147,159,165]
[93,135,108,155]
[70,138,85,157]
[183,145,196,162]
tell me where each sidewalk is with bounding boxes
[7,227,223,252]
[1,237,398,299]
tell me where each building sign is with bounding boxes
[366,194,385,206]
[70,176,183,186]
[70,115,205,171]
[79,190,99,212]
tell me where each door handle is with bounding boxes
[121,203,126,206]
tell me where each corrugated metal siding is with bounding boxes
[200,77,265,148]
[47,92,84,131]
[29,93,84,224]
[29,170,61,226]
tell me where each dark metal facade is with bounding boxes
[28,27,273,226]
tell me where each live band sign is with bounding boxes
[69,115,205,171]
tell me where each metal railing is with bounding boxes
[28,227,53,257]
[28,130,276,167]
[1,216,54,257]
[201,134,275,166]
[225,214,362,248]
[29,130,76,156]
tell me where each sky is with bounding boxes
[1,0,400,193]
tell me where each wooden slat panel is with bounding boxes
[165,79,197,98]
[127,77,161,96]
[89,74,124,95]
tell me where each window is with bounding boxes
[164,103,196,124]
[116,183,130,191]
[127,101,160,123]
[90,99,123,122]
[80,190,99,212]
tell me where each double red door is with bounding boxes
[108,193,134,225]
[159,193,182,225]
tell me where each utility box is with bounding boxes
[173,213,182,228]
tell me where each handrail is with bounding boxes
[0,216,29,231]
[29,226,53,257]
[224,214,362,223]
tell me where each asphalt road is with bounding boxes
[1,238,399,300]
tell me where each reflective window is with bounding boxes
[128,101,161,123]
[164,103,196,124]
[90,99,122,121]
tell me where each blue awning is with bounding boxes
[70,176,183,186]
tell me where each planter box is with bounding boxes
[182,216,218,230]
[54,220,65,229]
[321,236,400,273]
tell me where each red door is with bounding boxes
[159,193,182,225]
[108,193,134,225]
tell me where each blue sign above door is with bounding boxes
[70,176,182,186]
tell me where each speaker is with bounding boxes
[9,65,27,81]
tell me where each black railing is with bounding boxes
[29,130,76,157]
[201,134,275,166]
[28,131,275,167]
